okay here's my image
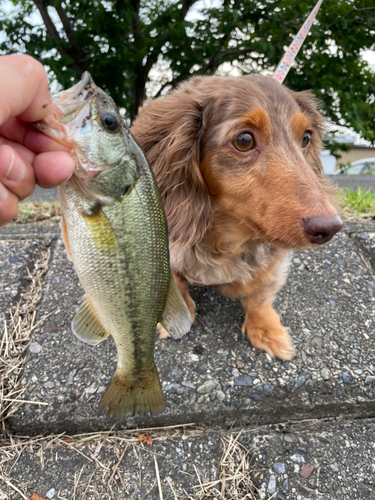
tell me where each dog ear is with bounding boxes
[131,80,212,248]
[289,89,327,174]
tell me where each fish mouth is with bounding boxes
[52,72,97,116]
[35,72,98,147]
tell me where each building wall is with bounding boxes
[337,147,375,167]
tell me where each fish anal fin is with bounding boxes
[61,215,72,261]
[72,296,110,345]
[99,366,164,419]
[160,277,191,339]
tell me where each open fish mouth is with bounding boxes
[35,72,99,147]
[52,72,97,116]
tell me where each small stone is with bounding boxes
[236,359,245,369]
[342,370,357,385]
[291,454,304,464]
[291,374,307,392]
[182,381,195,389]
[293,258,301,265]
[263,384,273,396]
[232,368,239,377]
[190,354,199,362]
[66,369,77,386]
[297,445,309,455]
[359,233,370,240]
[328,299,336,310]
[284,434,297,443]
[249,393,262,401]
[220,380,231,392]
[31,375,38,383]
[311,337,322,348]
[234,376,253,387]
[197,380,216,394]
[175,447,181,453]
[273,463,286,474]
[365,375,375,385]
[330,463,340,472]
[44,381,55,389]
[305,380,318,394]
[300,464,314,479]
[325,259,332,265]
[336,259,345,266]
[29,342,42,354]
[46,488,56,499]
[216,390,225,401]
[320,368,331,380]
[267,475,276,495]
[188,392,196,405]
[197,395,205,404]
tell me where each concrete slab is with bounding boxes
[5,223,375,435]
[328,174,375,193]
[2,418,374,500]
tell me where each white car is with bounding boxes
[334,158,375,175]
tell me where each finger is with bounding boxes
[0,135,36,165]
[33,151,74,188]
[0,118,70,153]
[0,145,36,200]
[0,54,51,125]
[0,183,19,227]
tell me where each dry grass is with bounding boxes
[13,201,60,224]
[188,430,257,500]
[0,248,51,431]
[0,424,258,500]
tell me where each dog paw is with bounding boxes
[156,323,170,340]
[186,296,196,324]
[242,314,296,360]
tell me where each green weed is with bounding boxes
[339,187,375,220]
[14,201,61,224]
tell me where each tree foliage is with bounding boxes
[0,0,374,141]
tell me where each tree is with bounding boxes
[0,0,374,142]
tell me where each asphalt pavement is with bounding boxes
[0,219,374,499]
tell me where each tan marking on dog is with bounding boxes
[240,106,271,137]
[290,111,310,141]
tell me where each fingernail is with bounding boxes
[5,147,26,182]
[0,182,8,202]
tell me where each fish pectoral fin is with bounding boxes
[61,215,72,261]
[72,296,110,345]
[160,277,192,339]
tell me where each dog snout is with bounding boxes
[303,214,343,245]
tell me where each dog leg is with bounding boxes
[241,297,296,360]
[220,253,295,360]
[172,271,196,323]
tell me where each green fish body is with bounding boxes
[38,73,190,418]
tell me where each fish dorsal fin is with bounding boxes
[72,296,110,345]
[160,277,191,339]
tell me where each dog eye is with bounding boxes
[301,131,311,149]
[233,133,255,152]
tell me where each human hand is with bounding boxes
[0,54,74,226]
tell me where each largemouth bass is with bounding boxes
[37,73,191,418]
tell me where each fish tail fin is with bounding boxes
[99,366,164,419]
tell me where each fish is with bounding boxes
[36,72,191,418]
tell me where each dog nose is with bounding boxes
[303,215,343,245]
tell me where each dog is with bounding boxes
[131,75,342,360]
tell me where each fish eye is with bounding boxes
[100,111,120,132]
[301,131,311,150]
[232,132,255,152]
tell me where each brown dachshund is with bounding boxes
[131,75,342,360]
